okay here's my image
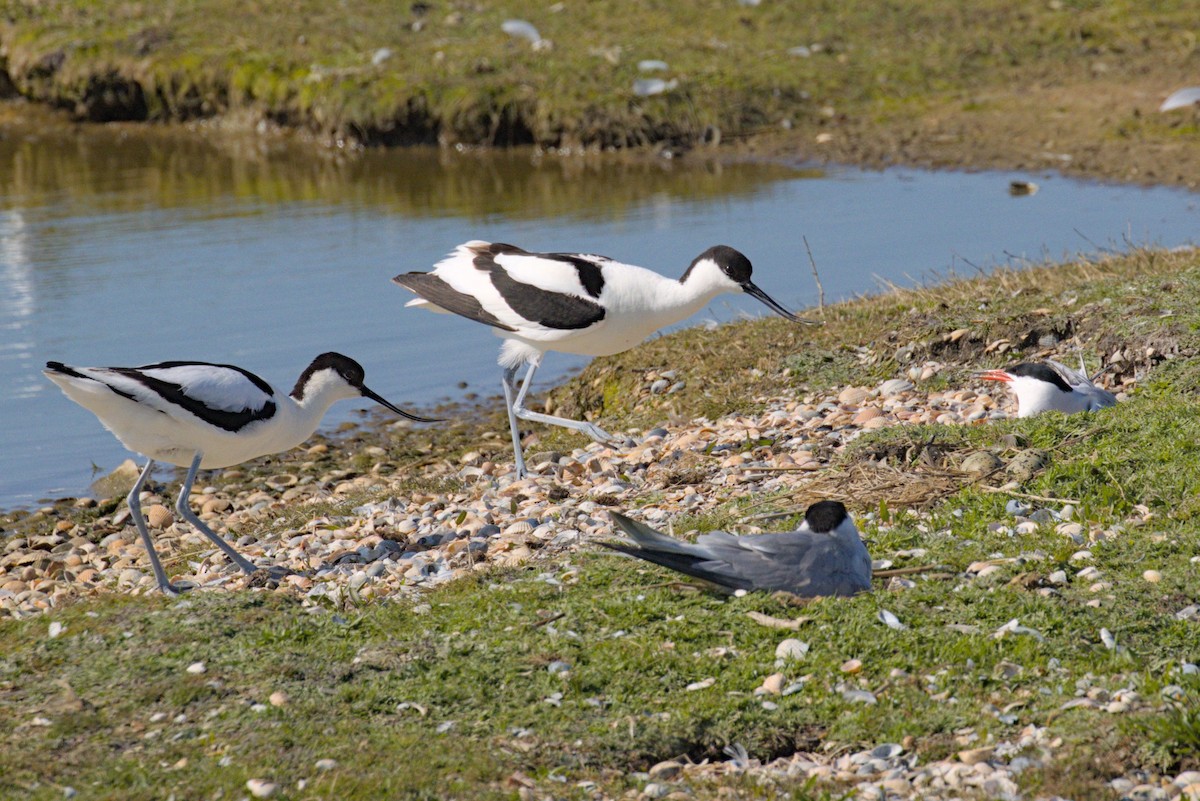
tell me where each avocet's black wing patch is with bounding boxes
[470,243,606,330]
[114,362,278,433]
[393,272,516,332]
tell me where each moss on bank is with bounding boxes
[1,1,1198,187]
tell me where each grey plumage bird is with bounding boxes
[605,500,872,597]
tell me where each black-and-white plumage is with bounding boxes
[979,358,1117,417]
[45,353,438,594]
[605,501,872,597]
[394,240,818,477]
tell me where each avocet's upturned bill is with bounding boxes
[978,359,1117,417]
[604,500,872,597]
[393,241,819,477]
[44,353,440,594]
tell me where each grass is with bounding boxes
[0,0,1197,161]
[3,246,1200,798]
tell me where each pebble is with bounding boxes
[246,779,278,798]
[186,662,206,674]
[269,691,288,707]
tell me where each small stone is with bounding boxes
[842,689,876,704]
[48,621,65,639]
[315,758,338,771]
[648,761,682,781]
[186,662,206,674]
[958,746,993,765]
[642,782,671,799]
[1142,569,1162,583]
[269,691,288,707]
[757,673,785,695]
[840,658,863,674]
[246,779,278,798]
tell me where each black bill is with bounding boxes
[361,386,444,423]
[743,281,821,325]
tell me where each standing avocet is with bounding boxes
[393,241,818,477]
[978,358,1117,417]
[45,353,439,594]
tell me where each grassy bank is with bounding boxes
[3,246,1200,799]
[1,2,1198,185]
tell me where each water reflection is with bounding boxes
[0,208,38,400]
[0,116,800,220]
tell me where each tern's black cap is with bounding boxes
[804,500,848,533]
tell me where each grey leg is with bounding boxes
[501,366,528,479]
[511,360,619,444]
[126,459,186,595]
[175,452,259,576]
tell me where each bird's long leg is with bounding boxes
[510,359,620,445]
[501,365,528,479]
[174,452,259,576]
[127,459,187,595]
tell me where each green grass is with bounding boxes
[4,246,1200,798]
[0,1,1196,148]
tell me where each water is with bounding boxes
[1,123,1196,507]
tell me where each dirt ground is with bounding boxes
[734,77,1200,189]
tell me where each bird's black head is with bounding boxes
[1007,362,1071,393]
[292,352,365,398]
[804,500,849,534]
[685,245,753,285]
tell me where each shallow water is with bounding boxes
[1,124,1196,507]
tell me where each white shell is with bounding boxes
[501,19,541,43]
[1160,87,1200,112]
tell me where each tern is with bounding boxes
[45,353,439,594]
[393,241,818,477]
[604,500,871,597]
[978,358,1116,417]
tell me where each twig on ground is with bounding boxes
[872,564,949,577]
[979,486,1081,506]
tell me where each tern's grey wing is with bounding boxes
[695,531,872,596]
[605,513,751,591]
[1046,359,1117,409]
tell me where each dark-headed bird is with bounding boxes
[393,241,818,477]
[605,500,871,597]
[45,353,439,594]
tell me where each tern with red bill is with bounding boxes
[978,359,1117,417]
[45,353,440,594]
[393,241,818,477]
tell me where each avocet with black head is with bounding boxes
[978,358,1117,417]
[393,241,818,477]
[604,500,871,597]
[44,353,439,594]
